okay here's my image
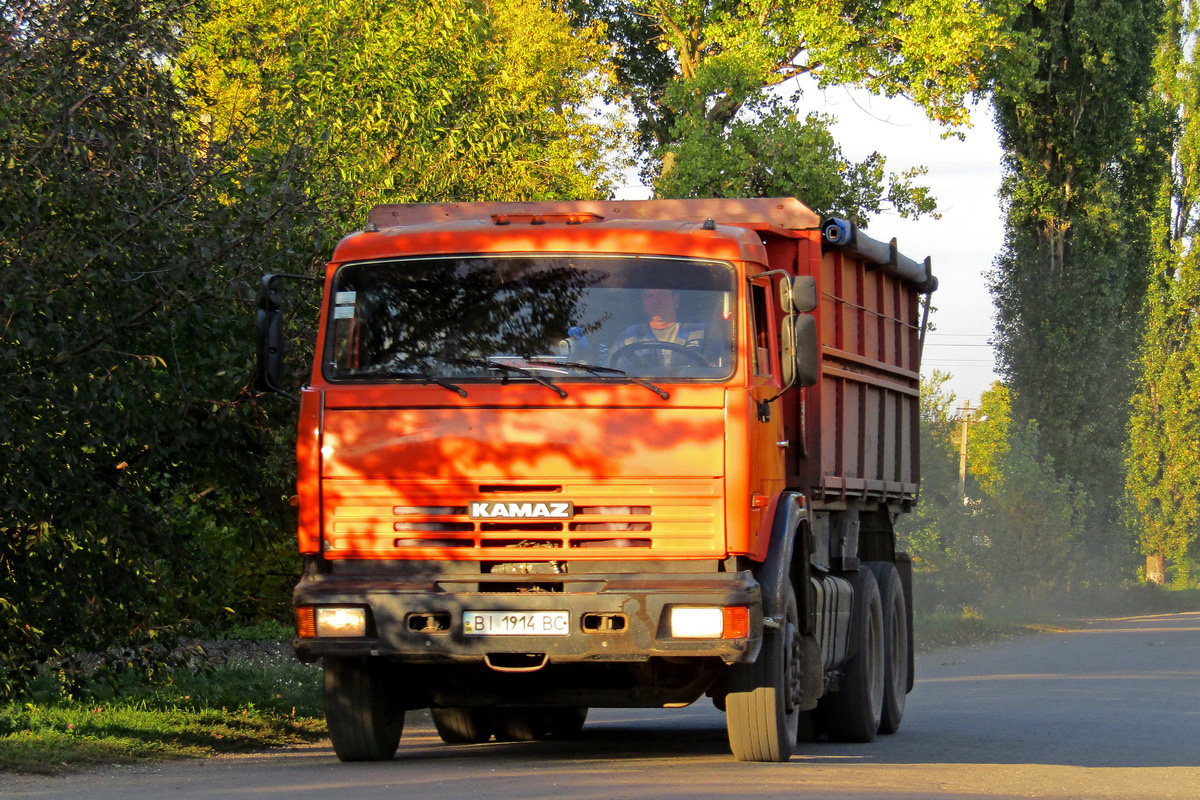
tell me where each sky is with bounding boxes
[813,88,1005,407]
[614,88,1006,407]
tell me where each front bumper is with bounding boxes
[292,569,762,665]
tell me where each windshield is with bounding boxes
[324,255,736,383]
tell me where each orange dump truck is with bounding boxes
[255,197,935,762]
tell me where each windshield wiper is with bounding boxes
[450,357,568,399]
[373,370,468,398]
[524,360,669,400]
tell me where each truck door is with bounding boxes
[748,276,787,533]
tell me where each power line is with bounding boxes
[925,333,992,338]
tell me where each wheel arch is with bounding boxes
[754,492,813,633]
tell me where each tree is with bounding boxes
[1127,0,1200,586]
[979,419,1088,598]
[900,374,1088,608]
[0,0,620,699]
[989,0,1170,577]
[969,382,1013,497]
[0,0,322,698]
[897,372,990,611]
[569,0,1005,219]
[965,385,1087,597]
[1128,259,1200,584]
[185,0,621,219]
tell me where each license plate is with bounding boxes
[462,611,570,636]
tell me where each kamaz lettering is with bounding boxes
[469,501,573,519]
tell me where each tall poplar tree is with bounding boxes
[1128,0,1200,585]
[989,0,1169,577]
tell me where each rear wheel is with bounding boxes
[323,657,405,761]
[544,707,588,739]
[493,707,588,741]
[867,561,910,734]
[820,568,884,742]
[431,707,493,744]
[726,581,801,762]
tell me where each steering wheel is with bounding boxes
[608,340,712,374]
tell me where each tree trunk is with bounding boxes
[1146,553,1166,585]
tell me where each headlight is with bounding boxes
[669,606,750,639]
[670,607,724,638]
[315,607,368,637]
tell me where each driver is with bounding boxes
[616,288,706,367]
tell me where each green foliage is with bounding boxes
[0,0,316,700]
[570,0,1004,217]
[898,372,986,609]
[988,0,1170,577]
[992,0,1166,256]
[1126,0,1200,587]
[185,0,621,216]
[1,0,616,701]
[980,419,1089,596]
[900,374,1089,610]
[968,382,1012,497]
[1128,264,1200,587]
[653,98,937,221]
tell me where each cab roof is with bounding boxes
[332,213,789,265]
[367,197,821,230]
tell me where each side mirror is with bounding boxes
[794,313,819,387]
[255,274,285,394]
[781,313,819,389]
[791,276,817,313]
[780,275,818,314]
[255,272,322,400]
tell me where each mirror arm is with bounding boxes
[764,373,796,406]
[752,269,792,280]
[262,376,300,403]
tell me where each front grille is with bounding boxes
[323,479,723,557]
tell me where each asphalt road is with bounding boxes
[6,611,1198,800]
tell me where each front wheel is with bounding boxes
[323,657,405,761]
[726,582,802,762]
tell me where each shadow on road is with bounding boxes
[370,612,1200,771]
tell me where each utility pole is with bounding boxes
[958,400,972,500]
[956,400,989,502]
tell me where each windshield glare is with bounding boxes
[325,255,736,382]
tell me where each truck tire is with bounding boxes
[492,707,588,741]
[323,657,405,761]
[820,567,884,743]
[431,707,493,744]
[726,581,801,762]
[867,560,909,734]
[544,707,588,739]
[492,708,542,741]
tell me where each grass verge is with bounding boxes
[914,610,1042,652]
[913,584,1200,652]
[0,647,325,775]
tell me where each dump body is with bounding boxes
[275,197,932,762]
